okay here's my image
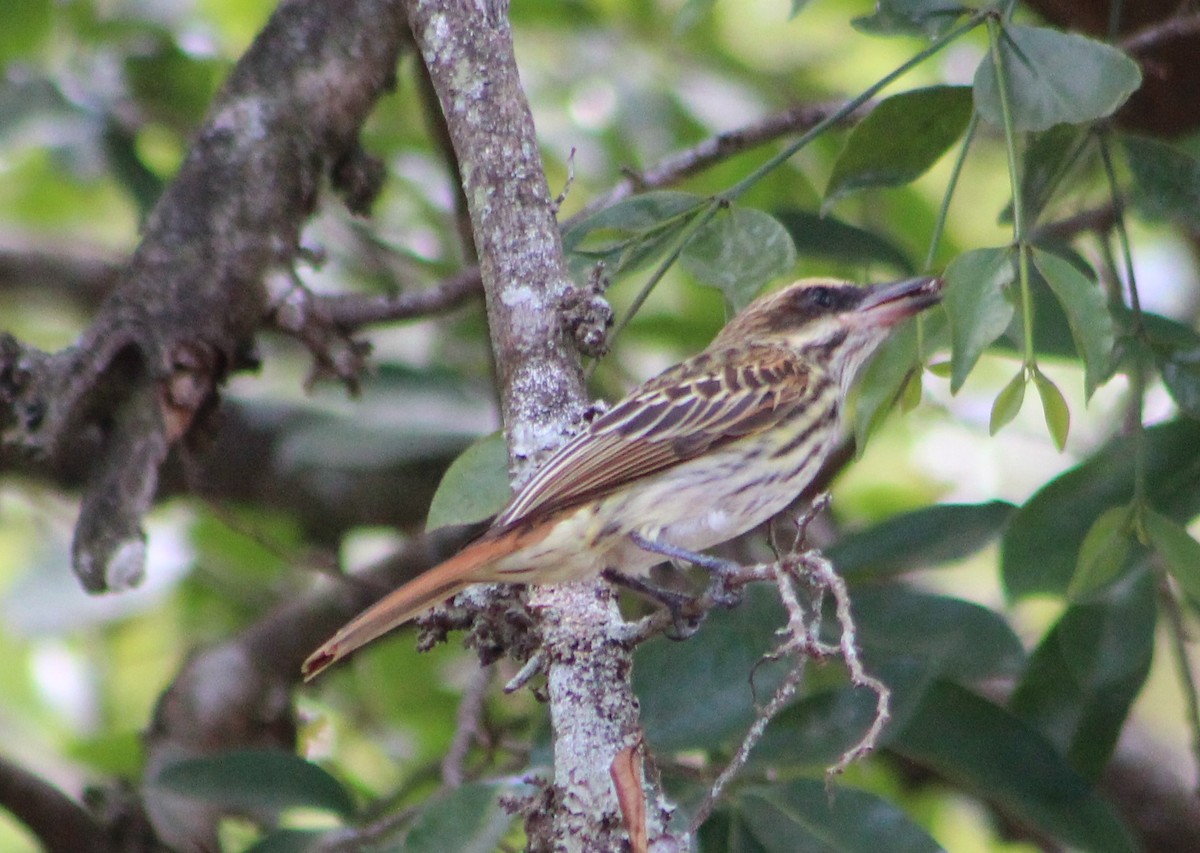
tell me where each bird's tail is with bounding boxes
[302,536,507,681]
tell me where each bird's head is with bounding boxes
[710,276,943,391]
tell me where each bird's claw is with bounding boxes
[602,567,707,639]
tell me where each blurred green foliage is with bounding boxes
[3,0,1200,851]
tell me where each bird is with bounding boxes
[303,275,942,680]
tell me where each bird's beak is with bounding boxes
[851,276,943,328]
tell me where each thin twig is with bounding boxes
[1120,12,1200,54]
[304,266,483,329]
[686,658,807,836]
[442,666,493,787]
[1030,202,1119,245]
[1158,573,1200,794]
[551,148,577,215]
[563,100,870,228]
[0,756,107,853]
[504,651,545,693]
[664,524,888,835]
[806,554,891,781]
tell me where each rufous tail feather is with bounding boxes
[302,537,506,681]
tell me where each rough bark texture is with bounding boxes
[403,0,674,848]
[404,0,586,461]
[0,0,408,593]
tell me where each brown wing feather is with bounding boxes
[494,344,816,528]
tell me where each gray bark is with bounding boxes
[403,0,675,848]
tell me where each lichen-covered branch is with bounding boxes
[402,0,675,848]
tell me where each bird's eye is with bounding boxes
[808,287,835,309]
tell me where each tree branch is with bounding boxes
[1121,12,1200,55]
[0,755,107,853]
[0,232,121,311]
[402,0,675,848]
[0,0,408,593]
[144,526,473,851]
[564,98,870,227]
[269,266,483,345]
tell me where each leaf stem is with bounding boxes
[987,14,1036,369]
[603,7,991,360]
[1097,131,1147,509]
[723,9,989,202]
[924,112,979,272]
[1158,573,1200,795]
[603,200,723,355]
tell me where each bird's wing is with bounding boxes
[494,343,823,528]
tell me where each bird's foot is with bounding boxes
[629,532,745,610]
[601,568,705,640]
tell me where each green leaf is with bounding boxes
[1033,369,1070,450]
[697,810,771,853]
[851,585,1027,684]
[1032,248,1115,397]
[402,783,513,853]
[1122,135,1200,230]
[0,0,51,61]
[751,584,1025,774]
[899,368,922,411]
[564,191,704,246]
[990,368,1026,434]
[1069,505,1136,600]
[851,325,912,451]
[244,829,325,853]
[748,683,892,770]
[563,191,705,277]
[1161,349,1200,419]
[943,247,1017,392]
[681,205,796,310]
[1002,125,1092,225]
[1003,419,1200,598]
[774,208,915,274]
[974,24,1142,133]
[634,586,788,752]
[151,750,355,817]
[1012,572,1156,780]
[733,780,943,853]
[852,0,970,39]
[426,432,510,531]
[852,312,948,451]
[893,682,1137,853]
[1141,312,1200,418]
[831,500,1016,581]
[987,263,1089,361]
[1144,510,1200,604]
[825,86,973,206]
